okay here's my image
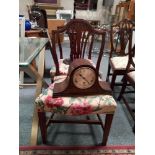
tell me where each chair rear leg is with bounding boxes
[118,78,127,101]
[38,112,47,144]
[102,114,114,146]
[110,73,117,90]
[132,124,135,133]
[106,63,111,82]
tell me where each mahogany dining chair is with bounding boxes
[106,19,135,90]
[35,19,117,146]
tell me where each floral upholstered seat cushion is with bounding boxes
[110,56,135,70]
[35,76,117,115]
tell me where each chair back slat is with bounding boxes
[88,34,95,59]
[82,32,90,58]
[96,33,106,72]
[57,32,63,59]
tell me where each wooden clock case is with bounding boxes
[53,58,112,97]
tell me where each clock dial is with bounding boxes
[73,67,96,89]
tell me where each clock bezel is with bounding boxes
[72,66,96,89]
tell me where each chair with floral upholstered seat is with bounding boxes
[35,19,117,146]
[106,19,135,90]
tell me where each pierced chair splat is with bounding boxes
[35,19,117,146]
[50,19,106,81]
[106,18,135,90]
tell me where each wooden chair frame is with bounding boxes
[38,112,114,145]
[106,19,135,90]
[117,31,135,131]
[38,19,116,146]
[118,50,135,113]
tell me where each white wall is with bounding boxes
[60,0,110,24]
[76,0,109,24]
[60,0,122,24]
[19,0,122,23]
[60,0,74,10]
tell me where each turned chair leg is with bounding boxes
[102,114,114,146]
[110,73,117,90]
[38,112,47,144]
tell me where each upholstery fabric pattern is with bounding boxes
[35,76,117,115]
[110,56,135,70]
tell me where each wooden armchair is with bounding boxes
[35,19,117,145]
[106,18,135,90]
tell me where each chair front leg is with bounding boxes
[102,114,114,146]
[38,112,47,144]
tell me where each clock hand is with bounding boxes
[79,74,90,84]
